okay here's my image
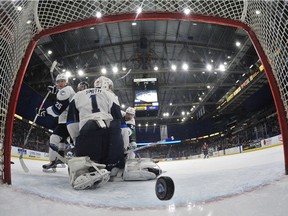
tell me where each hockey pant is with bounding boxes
[75,119,125,171]
[48,124,70,161]
[68,156,110,190]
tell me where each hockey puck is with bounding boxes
[155,176,175,200]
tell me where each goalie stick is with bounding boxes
[124,141,161,154]
[19,91,50,172]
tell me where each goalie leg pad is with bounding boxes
[123,158,162,181]
[68,156,110,190]
[73,169,110,190]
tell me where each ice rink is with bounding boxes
[1,145,288,216]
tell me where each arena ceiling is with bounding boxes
[24,19,268,126]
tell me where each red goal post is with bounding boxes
[1,1,288,184]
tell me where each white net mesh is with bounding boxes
[0,0,287,182]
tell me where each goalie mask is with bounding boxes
[94,76,113,91]
[56,73,68,83]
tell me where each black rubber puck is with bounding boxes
[155,176,175,200]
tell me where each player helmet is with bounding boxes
[56,73,68,82]
[94,76,113,91]
[77,81,89,91]
[126,107,136,115]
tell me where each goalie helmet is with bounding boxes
[94,76,113,91]
[56,73,68,82]
[126,107,135,115]
[77,81,89,91]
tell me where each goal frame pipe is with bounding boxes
[3,12,288,184]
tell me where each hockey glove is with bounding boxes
[128,142,137,150]
[35,107,47,117]
[47,85,58,94]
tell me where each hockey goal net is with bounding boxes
[1,1,288,184]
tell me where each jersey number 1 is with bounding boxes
[90,95,100,113]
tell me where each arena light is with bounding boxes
[77,69,84,76]
[207,85,211,89]
[255,10,261,15]
[163,112,169,117]
[184,8,190,15]
[101,68,107,74]
[47,50,52,55]
[206,64,212,71]
[95,12,102,18]
[182,63,188,71]
[122,67,127,71]
[65,71,71,78]
[171,64,177,71]
[236,41,241,47]
[136,7,142,14]
[121,104,125,108]
[17,6,22,11]
[218,64,226,72]
[132,22,137,26]
[112,66,118,74]
[154,66,159,71]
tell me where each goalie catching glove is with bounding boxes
[47,85,58,94]
[35,107,47,117]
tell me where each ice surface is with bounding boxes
[1,145,288,216]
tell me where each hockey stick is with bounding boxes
[50,60,57,82]
[19,91,50,172]
[124,141,161,154]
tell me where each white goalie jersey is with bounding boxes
[67,88,122,141]
[46,85,75,124]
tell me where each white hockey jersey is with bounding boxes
[67,88,123,133]
[46,85,75,124]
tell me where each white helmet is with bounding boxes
[126,107,135,115]
[94,76,113,91]
[56,73,68,82]
[77,81,89,90]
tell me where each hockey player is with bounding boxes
[121,107,137,159]
[77,81,89,91]
[67,76,162,189]
[66,76,125,189]
[37,73,75,172]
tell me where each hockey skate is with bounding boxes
[42,159,66,173]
